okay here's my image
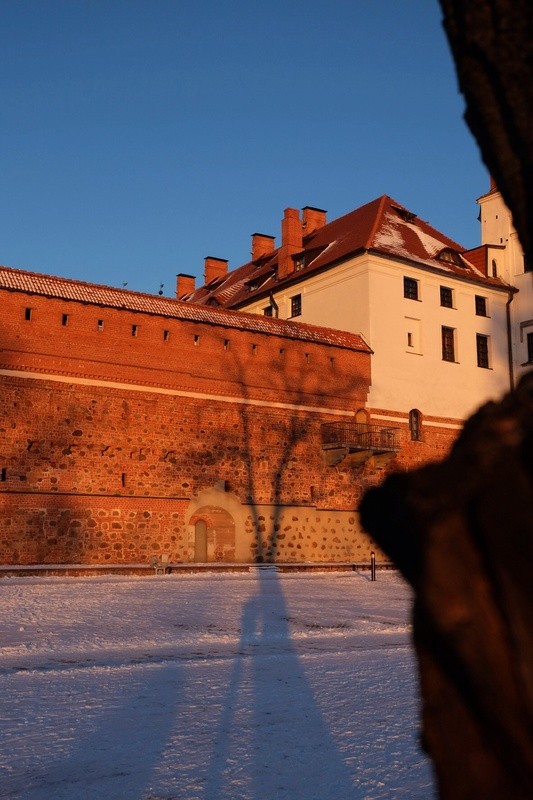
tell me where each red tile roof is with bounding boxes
[186,195,508,309]
[463,245,488,275]
[0,265,370,352]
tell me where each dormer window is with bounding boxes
[392,205,417,223]
[437,248,466,267]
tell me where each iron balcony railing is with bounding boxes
[321,421,400,454]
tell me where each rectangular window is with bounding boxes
[263,305,273,317]
[224,339,230,351]
[407,332,413,348]
[290,294,302,317]
[252,344,258,355]
[25,307,32,321]
[163,329,170,341]
[475,295,487,316]
[194,335,200,346]
[440,286,453,308]
[442,326,455,362]
[476,334,490,368]
[403,277,419,300]
[527,332,533,363]
[132,325,138,337]
[97,319,104,331]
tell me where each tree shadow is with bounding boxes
[202,568,358,800]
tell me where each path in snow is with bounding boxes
[0,570,435,800]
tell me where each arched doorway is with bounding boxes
[189,506,236,562]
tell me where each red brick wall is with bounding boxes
[0,285,464,565]
[0,286,377,564]
[368,407,460,471]
[0,288,369,409]
[0,493,189,564]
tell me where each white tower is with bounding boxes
[478,180,532,380]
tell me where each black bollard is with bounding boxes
[370,551,376,581]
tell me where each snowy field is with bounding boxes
[0,569,435,800]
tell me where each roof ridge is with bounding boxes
[364,195,390,249]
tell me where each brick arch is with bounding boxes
[186,486,248,563]
[189,513,215,528]
[355,407,369,424]
[189,505,235,563]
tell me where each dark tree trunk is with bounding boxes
[438,0,533,264]
[360,373,533,798]
[361,4,533,796]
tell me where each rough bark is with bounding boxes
[359,5,533,795]
[360,372,533,798]
[438,0,533,264]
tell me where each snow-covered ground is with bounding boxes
[0,569,435,800]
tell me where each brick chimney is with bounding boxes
[302,206,327,235]
[204,257,228,285]
[278,208,303,280]
[176,273,196,299]
[251,233,275,263]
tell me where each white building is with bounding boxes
[181,192,517,440]
[473,181,532,384]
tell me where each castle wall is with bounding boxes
[0,278,465,566]
[0,283,382,564]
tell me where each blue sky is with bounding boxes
[1,0,488,295]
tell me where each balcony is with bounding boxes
[321,421,400,466]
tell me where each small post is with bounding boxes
[370,551,376,581]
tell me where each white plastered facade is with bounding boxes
[478,189,533,383]
[243,251,511,421]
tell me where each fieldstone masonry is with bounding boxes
[0,268,459,565]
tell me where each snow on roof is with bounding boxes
[187,195,508,309]
[0,264,370,352]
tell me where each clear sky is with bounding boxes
[1,0,489,296]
